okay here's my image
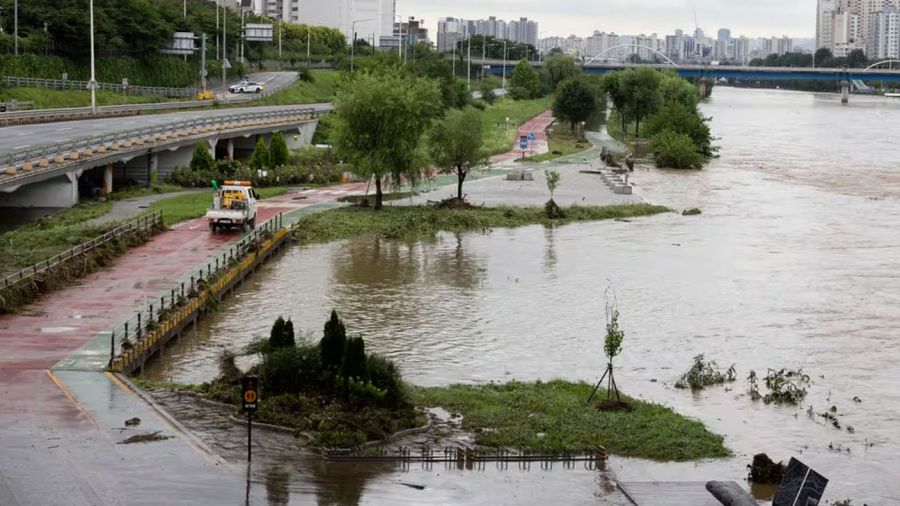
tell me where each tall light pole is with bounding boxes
[502,40,508,89]
[89,0,97,113]
[13,0,18,56]
[350,18,373,72]
[183,0,187,19]
[467,33,472,90]
[306,25,311,69]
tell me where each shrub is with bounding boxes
[259,347,301,396]
[189,142,216,173]
[297,68,315,83]
[340,336,368,381]
[269,132,290,168]
[320,309,347,371]
[269,316,296,349]
[217,349,243,385]
[650,130,704,170]
[257,394,316,429]
[367,354,407,408]
[249,137,270,171]
[643,103,713,157]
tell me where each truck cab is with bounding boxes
[205,181,259,233]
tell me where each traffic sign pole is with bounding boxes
[242,375,258,463]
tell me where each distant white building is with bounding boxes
[868,6,900,58]
[241,0,395,46]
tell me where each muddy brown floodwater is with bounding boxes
[144,87,900,505]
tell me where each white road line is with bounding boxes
[13,144,31,149]
[56,127,73,132]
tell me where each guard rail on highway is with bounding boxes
[0,100,34,113]
[3,76,198,98]
[1,105,333,186]
[0,211,163,291]
[0,99,214,126]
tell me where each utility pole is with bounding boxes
[183,0,186,19]
[306,25,311,69]
[467,34,472,90]
[200,33,208,93]
[89,0,97,114]
[278,22,282,60]
[452,39,456,76]
[14,0,18,56]
[502,40,507,89]
[222,6,229,102]
[216,1,220,61]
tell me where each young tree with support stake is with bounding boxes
[588,287,626,407]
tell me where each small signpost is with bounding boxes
[242,375,258,462]
[528,132,536,142]
[519,135,528,160]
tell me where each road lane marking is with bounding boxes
[45,370,99,429]
[12,144,30,149]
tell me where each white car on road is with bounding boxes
[228,81,264,94]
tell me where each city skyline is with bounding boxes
[402,0,817,40]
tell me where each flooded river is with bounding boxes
[145,87,900,505]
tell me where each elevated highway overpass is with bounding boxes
[0,104,332,210]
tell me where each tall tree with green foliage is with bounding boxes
[620,68,661,136]
[332,69,442,209]
[643,103,713,157]
[544,54,580,91]
[602,72,628,136]
[269,132,290,168]
[190,142,216,172]
[249,137,270,171]
[657,72,700,110]
[509,60,542,100]
[428,107,488,200]
[321,310,348,371]
[552,77,596,135]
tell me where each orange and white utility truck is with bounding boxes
[205,180,259,233]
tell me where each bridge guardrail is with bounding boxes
[0,210,163,292]
[1,105,333,186]
[0,99,214,124]
[3,76,198,98]
[0,100,34,113]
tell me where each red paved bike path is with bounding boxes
[489,109,555,163]
[0,184,365,505]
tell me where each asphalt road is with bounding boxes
[0,71,317,156]
[215,71,298,102]
[0,102,331,156]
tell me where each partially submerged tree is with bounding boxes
[544,169,563,219]
[428,107,488,200]
[620,67,661,136]
[332,69,442,209]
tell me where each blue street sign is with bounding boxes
[528,132,536,141]
[519,136,528,150]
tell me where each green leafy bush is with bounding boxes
[190,143,216,173]
[650,130,704,169]
[259,348,301,395]
[249,138,270,171]
[269,132,290,168]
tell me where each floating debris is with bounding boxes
[117,431,172,445]
[675,354,736,390]
[747,453,785,484]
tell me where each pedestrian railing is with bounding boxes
[3,76,198,98]
[1,105,333,186]
[0,210,163,292]
[108,213,286,372]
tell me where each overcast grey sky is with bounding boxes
[401,0,816,39]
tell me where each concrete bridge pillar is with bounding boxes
[148,152,159,187]
[841,80,850,104]
[104,164,113,195]
[155,146,194,181]
[226,139,234,160]
[698,78,708,98]
[207,138,218,160]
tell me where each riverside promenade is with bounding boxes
[0,184,365,505]
[489,110,555,164]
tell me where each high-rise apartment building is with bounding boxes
[435,16,540,53]
[246,0,395,46]
[818,0,900,54]
[868,6,900,58]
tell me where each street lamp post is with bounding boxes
[14,0,18,56]
[89,0,97,114]
[467,33,472,90]
[502,40,508,89]
[350,19,374,72]
[306,25,311,69]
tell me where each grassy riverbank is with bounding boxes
[292,204,670,244]
[256,71,343,106]
[414,380,729,460]
[150,186,286,226]
[0,87,175,109]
